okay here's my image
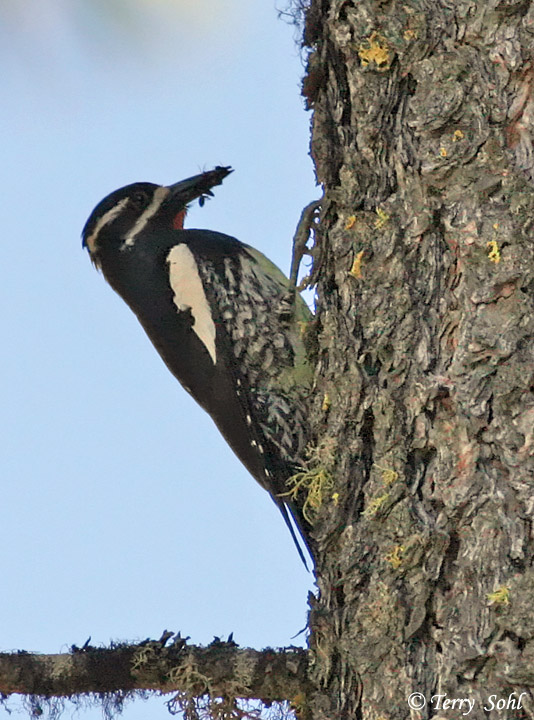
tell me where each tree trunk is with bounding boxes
[304,0,534,718]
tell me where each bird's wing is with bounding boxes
[185,232,314,563]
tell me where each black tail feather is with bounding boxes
[274,499,314,571]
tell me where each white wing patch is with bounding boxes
[167,244,217,364]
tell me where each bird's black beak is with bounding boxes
[167,166,233,207]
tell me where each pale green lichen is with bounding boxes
[488,585,510,605]
[283,467,334,524]
[362,494,389,518]
[487,239,501,263]
[358,32,393,71]
[384,545,405,569]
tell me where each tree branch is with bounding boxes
[0,634,310,705]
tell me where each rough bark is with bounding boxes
[303,0,534,718]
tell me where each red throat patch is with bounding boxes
[172,209,187,230]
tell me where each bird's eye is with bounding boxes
[132,191,148,206]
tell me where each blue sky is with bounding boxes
[1,2,317,718]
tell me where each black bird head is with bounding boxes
[82,166,233,268]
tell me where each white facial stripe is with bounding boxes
[167,244,217,364]
[122,186,170,248]
[86,198,129,255]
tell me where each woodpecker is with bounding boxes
[82,167,314,566]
